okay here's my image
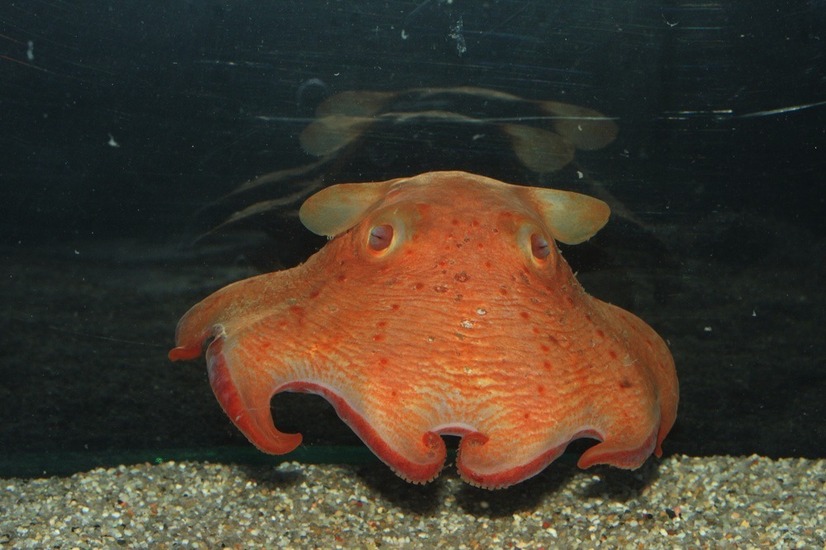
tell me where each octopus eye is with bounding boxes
[368,224,394,251]
[530,233,551,260]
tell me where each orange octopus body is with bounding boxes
[170,171,678,489]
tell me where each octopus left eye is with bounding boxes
[530,233,551,260]
[368,224,394,251]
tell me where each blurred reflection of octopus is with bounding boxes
[197,86,622,266]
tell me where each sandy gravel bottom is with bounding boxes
[1,454,823,548]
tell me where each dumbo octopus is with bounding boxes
[170,171,678,489]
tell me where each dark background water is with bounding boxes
[1,1,824,477]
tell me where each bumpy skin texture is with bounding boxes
[170,171,678,489]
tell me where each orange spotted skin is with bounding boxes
[170,171,678,489]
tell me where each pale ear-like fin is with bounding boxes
[315,90,396,118]
[299,115,374,156]
[521,187,611,245]
[299,180,397,237]
[502,124,575,173]
[540,101,619,151]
